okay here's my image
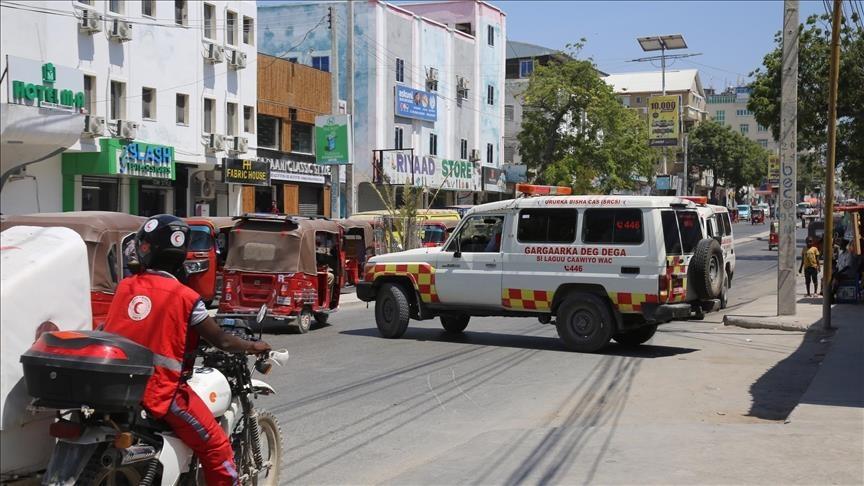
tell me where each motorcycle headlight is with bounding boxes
[184,259,210,274]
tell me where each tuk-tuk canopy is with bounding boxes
[0,211,145,293]
[337,219,375,248]
[185,216,237,230]
[224,217,341,276]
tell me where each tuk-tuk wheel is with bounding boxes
[297,308,313,334]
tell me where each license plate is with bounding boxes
[254,280,261,286]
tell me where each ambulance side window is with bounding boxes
[583,209,643,244]
[676,210,702,254]
[661,210,683,256]
[721,213,732,235]
[517,209,577,243]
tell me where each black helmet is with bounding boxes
[135,214,189,273]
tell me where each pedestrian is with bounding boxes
[799,237,821,297]
[270,200,279,214]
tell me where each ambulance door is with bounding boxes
[434,214,505,308]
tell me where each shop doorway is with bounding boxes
[254,186,275,213]
[139,186,169,217]
[81,176,120,211]
[299,185,322,217]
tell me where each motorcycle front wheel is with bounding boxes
[250,410,283,486]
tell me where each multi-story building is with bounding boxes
[706,86,778,153]
[257,0,507,212]
[1,0,258,217]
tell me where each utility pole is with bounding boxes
[346,0,355,216]
[682,132,688,196]
[822,0,842,329]
[777,0,798,316]
[329,6,341,218]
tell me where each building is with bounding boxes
[1,0,258,217]
[257,0,507,212]
[706,86,779,153]
[254,54,334,217]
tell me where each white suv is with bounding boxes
[356,195,731,352]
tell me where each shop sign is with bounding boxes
[7,56,85,112]
[483,166,507,192]
[655,174,672,191]
[116,141,175,179]
[259,155,329,184]
[503,164,528,184]
[223,158,271,186]
[768,155,780,187]
[314,114,353,165]
[395,85,437,122]
[647,95,680,147]
[381,151,479,191]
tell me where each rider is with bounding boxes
[103,215,271,486]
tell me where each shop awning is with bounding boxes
[1,103,84,181]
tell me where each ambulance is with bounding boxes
[356,185,731,353]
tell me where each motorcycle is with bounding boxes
[21,306,286,485]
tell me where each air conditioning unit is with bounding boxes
[78,10,101,34]
[469,149,480,162]
[206,133,225,152]
[109,19,132,42]
[192,172,216,199]
[229,136,248,154]
[227,50,247,69]
[457,77,470,100]
[116,120,138,140]
[204,43,224,64]
[83,115,106,136]
[426,67,439,82]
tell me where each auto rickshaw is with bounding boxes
[769,221,779,250]
[184,217,236,306]
[751,207,766,225]
[0,211,145,328]
[421,219,458,247]
[336,218,376,286]
[219,214,344,333]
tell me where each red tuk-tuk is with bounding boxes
[184,217,236,306]
[219,214,344,333]
[769,221,779,250]
[0,212,145,328]
[337,219,376,286]
[751,207,766,225]
[421,219,458,247]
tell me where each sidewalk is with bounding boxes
[724,277,826,331]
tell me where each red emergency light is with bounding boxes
[679,196,708,205]
[516,184,573,196]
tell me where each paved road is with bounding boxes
[256,221,818,485]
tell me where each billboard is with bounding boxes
[395,86,437,122]
[315,114,352,165]
[381,152,479,191]
[483,166,507,192]
[648,95,680,147]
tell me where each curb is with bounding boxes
[723,314,818,332]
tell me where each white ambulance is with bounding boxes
[356,186,730,352]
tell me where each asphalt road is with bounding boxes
[255,221,816,485]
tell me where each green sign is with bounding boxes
[11,61,85,110]
[315,114,352,165]
[62,139,176,180]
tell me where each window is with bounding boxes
[394,127,404,149]
[109,0,122,14]
[257,115,280,149]
[110,80,125,120]
[312,56,330,72]
[176,93,189,125]
[288,108,297,121]
[288,57,298,63]
[739,124,749,134]
[758,124,768,132]
[487,25,494,46]
[83,75,96,115]
[583,208,644,244]
[429,133,438,156]
[203,97,215,133]
[518,209,577,243]
[504,145,515,163]
[661,211,683,255]
[505,105,514,121]
[676,210,701,254]
[460,139,468,160]
[396,58,405,82]
[243,16,254,45]
[226,102,238,136]
[141,0,154,17]
[82,176,119,212]
[291,123,313,153]
[619,95,631,108]
[189,225,214,251]
[141,87,155,119]
[635,96,642,104]
[714,110,725,124]
[519,59,534,78]
[486,143,493,165]
[736,109,752,116]
[174,0,187,26]
[203,3,215,39]
[226,10,237,46]
[243,106,254,133]
[721,212,732,236]
[758,139,768,148]
[446,215,505,253]
[487,84,494,105]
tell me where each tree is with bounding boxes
[687,120,769,203]
[518,44,656,194]
[748,12,864,192]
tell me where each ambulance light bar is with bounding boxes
[679,196,708,205]
[516,184,573,196]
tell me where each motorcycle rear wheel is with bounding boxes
[79,453,143,486]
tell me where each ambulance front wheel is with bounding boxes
[376,283,410,339]
[555,293,614,353]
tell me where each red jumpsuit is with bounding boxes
[104,271,238,485]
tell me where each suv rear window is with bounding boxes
[583,209,643,244]
[676,210,701,253]
[517,209,577,243]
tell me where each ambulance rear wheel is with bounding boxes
[440,314,470,333]
[296,308,313,334]
[555,293,614,353]
[376,283,410,339]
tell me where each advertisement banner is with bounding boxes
[395,86,437,122]
[259,155,330,184]
[648,95,680,147]
[768,155,780,186]
[503,164,528,183]
[483,166,507,192]
[314,114,352,165]
[223,158,271,186]
[381,151,479,191]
